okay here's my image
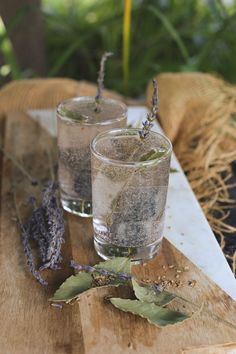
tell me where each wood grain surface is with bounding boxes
[0,112,236,354]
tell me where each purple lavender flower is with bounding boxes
[51,303,63,309]
[20,181,65,278]
[152,283,163,292]
[70,260,131,281]
[29,198,49,263]
[19,221,48,286]
[139,79,158,139]
[39,182,65,270]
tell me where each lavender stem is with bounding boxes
[70,260,131,281]
[139,79,158,139]
[95,52,113,112]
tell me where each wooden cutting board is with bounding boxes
[0,112,236,354]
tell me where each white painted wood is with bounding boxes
[28,107,236,300]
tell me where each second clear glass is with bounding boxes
[57,97,127,217]
[91,128,172,262]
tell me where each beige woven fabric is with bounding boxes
[0,78,123,114]
[147,72,233,141]
[147,72,236,273]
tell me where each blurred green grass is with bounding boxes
[1,0,236,97]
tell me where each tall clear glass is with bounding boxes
[57,97,127,217]
[91,128,172,262]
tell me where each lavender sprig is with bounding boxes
[5,143,66,284]
[139,79,158,139]
[95,52,113,112]
[22,182,65,275]
[20,223,48,286]
[29,197,49,263]
[39,182,65,271]
[13,192,47,286]
[70,260,131,282]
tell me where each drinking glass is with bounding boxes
[57,97,127,217]
[91,128,172,262]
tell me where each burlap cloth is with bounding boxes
[1,74,236,272]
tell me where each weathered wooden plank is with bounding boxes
[182,342,236,354]
[0,112,236,354]
[0,112,84,354]
[71,215,236,354]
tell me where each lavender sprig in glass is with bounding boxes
[94,51,113,112]
[139,79,158,139]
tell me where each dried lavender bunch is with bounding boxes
[70,260,131,282]
[5,143,65,284]
[139,79,158,139]
[20,222,48,286]
[18,181,65,285]
[29,197,49,263]
[13,193,48,286]
[95,52,113,111]
[39,182,65,271]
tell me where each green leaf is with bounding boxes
[95,257,131,274]
[59,106,84,121]
[93,258,131,287]
[140,149,165,161]
[51,258,131,302]
[170,168,179,173]
[231,113,236,123]
[50,272,93,302]
[132,279,176,306]
[110,298,189,327]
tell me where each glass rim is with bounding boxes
[57,96,127,126]
[90,128,172,167]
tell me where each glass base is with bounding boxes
[61,198,92,217]
[94,237,162,263]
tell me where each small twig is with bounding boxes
[95,52,113,112]
[51,302,63,309]
[139,79,158,139]
[70,260,131,281]
[0,145,38,185]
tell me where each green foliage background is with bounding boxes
[1,0,236,97]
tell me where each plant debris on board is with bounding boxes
[51,257,191,328]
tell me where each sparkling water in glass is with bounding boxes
[91,128,172,262]
[57,97,127,217]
